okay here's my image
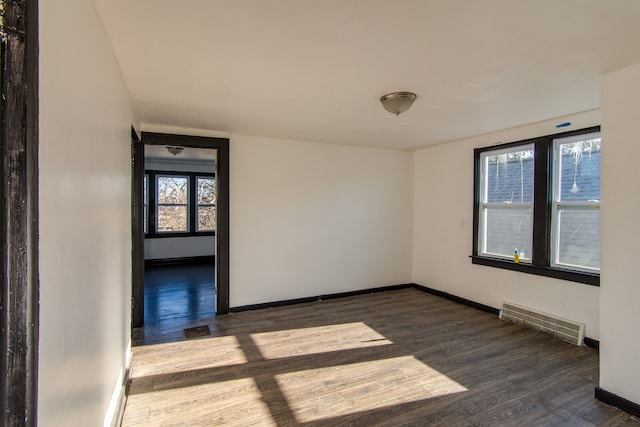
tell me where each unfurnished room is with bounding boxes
[2,1,640,426]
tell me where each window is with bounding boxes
[197,177,216,231]
[157,175,189,232]
[478,144,534,261]
[473,127,600,285]
[145,170,216,237]
[551,132,601,272]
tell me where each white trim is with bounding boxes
[481,202,532,209]
[480,142,535,158]
[478,143,535,257]
[478,203,533,259]
[103,342,132,427]
[550,201,601,273]
[553,131,601,146]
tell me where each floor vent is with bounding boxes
[184,325,211,339]
[500,301,584,346]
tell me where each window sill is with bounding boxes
[145,231,216,239]
[470,255,599,286]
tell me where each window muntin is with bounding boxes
[478,145,534,260]
[551,132,601,272]
[156,175,189,233]
[197,177,216,232]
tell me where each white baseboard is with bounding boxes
[104,343,132,427]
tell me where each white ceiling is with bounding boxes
[96,0,640,150]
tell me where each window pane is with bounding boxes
[158,206,188,232]
[158,176,188,204]
[556,135,601,202]
[197,177,215,204]
[483,146,534,203]
[198,206,216,231]
[555,207,600,270]
[482,207,532,258]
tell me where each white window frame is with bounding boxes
[550,132,601,273]
[478,144,534,262]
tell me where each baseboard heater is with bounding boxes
[500,301,585,346]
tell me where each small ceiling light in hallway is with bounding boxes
[166,146,184,156]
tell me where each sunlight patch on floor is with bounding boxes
[122,378,274,427]
[130,335,246,377]
[275,355,468,423]
[251,322,392,359]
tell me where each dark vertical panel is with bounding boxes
[189,175,197,233]
[215,140,230,314]
[532,138,551,266]
[131,131,145,328]
[472,148,482,257]
[1,0,40,425]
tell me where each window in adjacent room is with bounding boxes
[197,176,216,232]
[472,126,600,285]
[144,171,216,237]
[156,175,189,233]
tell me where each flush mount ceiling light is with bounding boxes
[166,146,184,156]
[380,91,417,116]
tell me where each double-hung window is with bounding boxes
[478,144,534,261]
[473,126,600,285]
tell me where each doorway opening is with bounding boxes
[131,132,230,344]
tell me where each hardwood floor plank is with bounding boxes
[122,289,639,426]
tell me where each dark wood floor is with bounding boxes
[143,264,215,324]
[134,264,215,345]
[123,288,639,426]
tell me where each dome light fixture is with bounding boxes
[166,146,184,156]
[380,91,417,116]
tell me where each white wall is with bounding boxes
[39,0,134,425]
[413,109,602,339]
[145,236,214,260]
[600,61,640,404]
[230,135,413,307]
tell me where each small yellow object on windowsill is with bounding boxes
[514,249,520,263]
